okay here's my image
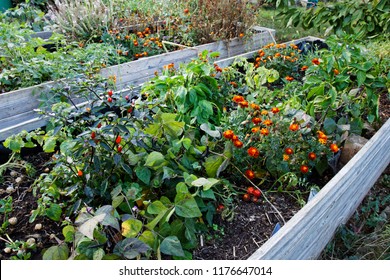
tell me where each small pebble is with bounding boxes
[10,171,18,177]
[26,238,36,246]
[5,186,15,194]
[15,177,23,184]
[8,217,18,225]
[3,248,11,254]
[34,223,42,231]
[44,167,50,173]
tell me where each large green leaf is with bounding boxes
[43,136,57,153]
[43,244,69,260]
[204,155,224,178]
[62,225,75,242]
[161,113,185,138]
[191,177,220,191]
[144,151,167,170]
[139,230,156,248]
[147,201,168,215]
[114,238,150,259]
[78,213,105,239]
[200,123,221,138]
[160,236,185,257]
[146,201,170,230]
[135,166,151,185]
[45,203,62,222]
[323,118,337,134]
[174,193,202,218]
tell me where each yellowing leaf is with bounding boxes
[121,219,143,238]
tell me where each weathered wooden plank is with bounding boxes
[30,31,54,40]
[248,119,390,260]
[102,27,275,87]
[0,81,55,121]
[101,48,198,87]
[0,116,48,141]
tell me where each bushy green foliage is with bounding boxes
[279,0,390,39]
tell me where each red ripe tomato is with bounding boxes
[284,147,294,155]
[115,135,122,144]
[308,152,316,161]
[253,189,262,198]
[330,143,339,153]
[107,90,113,97]
[216,204,224,212]
[245,170,255,180]
[300,165,309,174]
[107,97,113,103]
[242,193,251,202]
[247,187,255,195]
[91,131,96,139]
[117,146,123,152]
[251,196,258,203]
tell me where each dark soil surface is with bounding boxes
[193,194,301,260]
[0,153,62,260]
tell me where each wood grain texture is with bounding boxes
[248,119,390,260]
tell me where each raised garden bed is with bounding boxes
[0,27,275,141]
[1,33,388,261]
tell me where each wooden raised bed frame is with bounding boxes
[0,27,275,141]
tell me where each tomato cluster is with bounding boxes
[242,187,262,203]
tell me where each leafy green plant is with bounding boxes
[0,197,13,235]
[141,51,224,126]
[6,69,230,259]
[298,35,388,133]
[279,0,390,39]
[0,22,125,93]
[220,98,336,183]
[1,234,37,260]
[2,2,49,31]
